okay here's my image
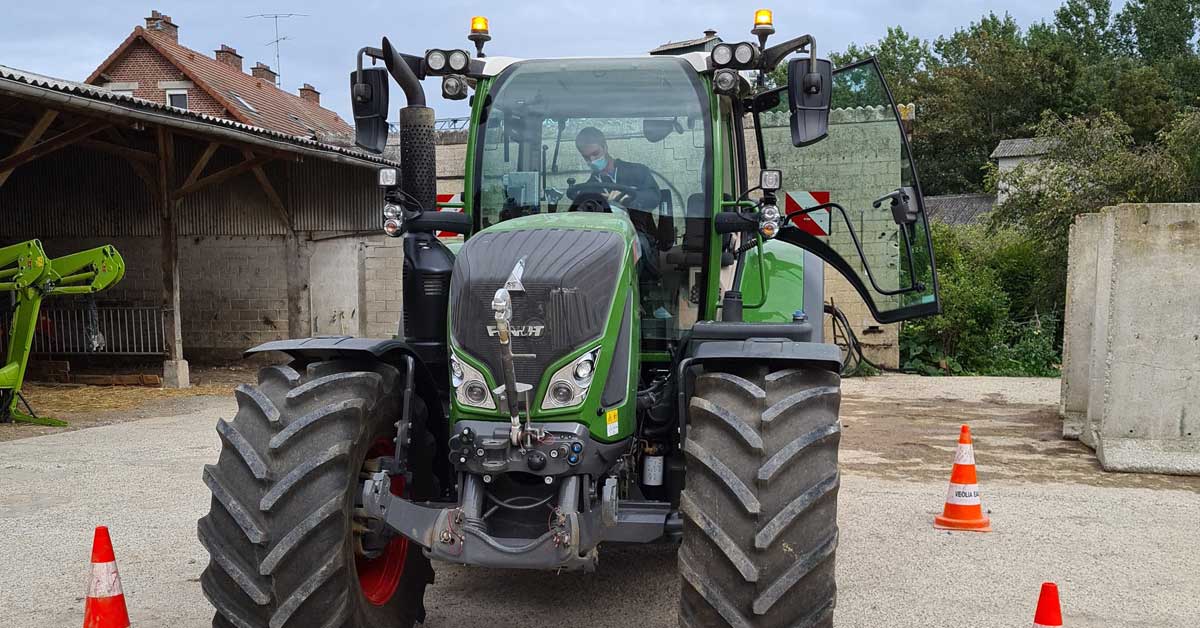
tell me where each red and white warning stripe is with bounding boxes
[953,442,976,466]
[87,560,123,598]
[435,192,464,238]
[783,191,831,236]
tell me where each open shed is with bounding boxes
[0,65,401,387]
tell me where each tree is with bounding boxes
[1053,0,1118,60]
[1114,0,1199,64]
[910,13,1079,194]
[766,26,933,104]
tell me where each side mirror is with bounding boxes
[786,57,832,147]
[351,67,390,154]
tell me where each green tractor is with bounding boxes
[198,10,940,628]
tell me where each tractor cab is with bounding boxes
[471,56,714,352]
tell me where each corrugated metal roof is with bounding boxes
[0,64,397,168]
[990,137,1055,160]
[924,193,996,225]
[650,33,722,55]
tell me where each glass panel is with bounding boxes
[475,58,712,344]
[756,59,938,321]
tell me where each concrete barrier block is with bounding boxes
[1060,213,1104,439]
[1083,210,1117,450]
[1092,204,1200,475]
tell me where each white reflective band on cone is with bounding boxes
[87,561,123,598]
[944,482,981,506]
[953,443,976,466]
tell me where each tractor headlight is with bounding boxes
[714,69,740,95]
[425,49,448,73]
[760,204,781,223]
[712,43,734,67]
[442,75,469,100]
[542,347,601,410]
[448,49,470,73]
[383,203,402,220]
[451,353,496,410]
[733,42,758,66]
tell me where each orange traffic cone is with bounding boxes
[934,424,992,531]
[84,526,131,628]
[1033,582,1064,627]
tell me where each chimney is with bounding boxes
[144,10,178,41]
[704,29,717,38]
[251,62,277,84]
[215,45,242,72]
[298,83,320,105]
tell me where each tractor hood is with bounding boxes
[448,214,636,394]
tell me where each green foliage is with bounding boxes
[1114,0,1199,63]
[991,109,1200,258]
[899,224,1062,376]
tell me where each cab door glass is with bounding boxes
[755,58,939,323]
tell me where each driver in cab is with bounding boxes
[574,127,670,279]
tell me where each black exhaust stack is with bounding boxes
[377,38,453,391]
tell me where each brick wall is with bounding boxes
[100,40,228,118]
[362,235,404,338]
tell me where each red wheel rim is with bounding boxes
[356,439,409,606]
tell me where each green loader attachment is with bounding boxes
[0,239,125,425]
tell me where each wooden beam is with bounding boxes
[156,127,186,380]
[183,141,220,189]
[0,109,58,188]
[0,121,156,163]
[0,120,110,177]
[170,153,272,200]
[245,149,291,228]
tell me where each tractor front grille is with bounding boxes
[449,228,625,387]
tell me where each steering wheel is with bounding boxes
[566,181,642,213]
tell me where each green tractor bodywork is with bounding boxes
[0,239,125,425]
[199,16,941,628]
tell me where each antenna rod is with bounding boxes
[244,13,308,86]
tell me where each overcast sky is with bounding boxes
[1,1,1115,123]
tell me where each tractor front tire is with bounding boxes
[679,364,841,628]
[198,358,435,628]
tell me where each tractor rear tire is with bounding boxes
[198,358,435,628]
[679,364,841,628]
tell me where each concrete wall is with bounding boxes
[1066,204,1200,474]
[1059,213,1104,438]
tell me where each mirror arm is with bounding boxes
[761,34,817,74]
[382,37,426,107]
[355,47,385,85]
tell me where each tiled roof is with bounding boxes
[0,64,395,167]
[86,27,352,139]
[924,194,996,225]
[990,137,1054,160]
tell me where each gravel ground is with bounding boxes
[1,374,1197,627]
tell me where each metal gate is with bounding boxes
[0,305,165,356]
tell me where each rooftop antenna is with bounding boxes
[244,13,308,86]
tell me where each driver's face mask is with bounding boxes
[579,145,607,172]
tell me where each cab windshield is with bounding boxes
[474,57,712,347]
